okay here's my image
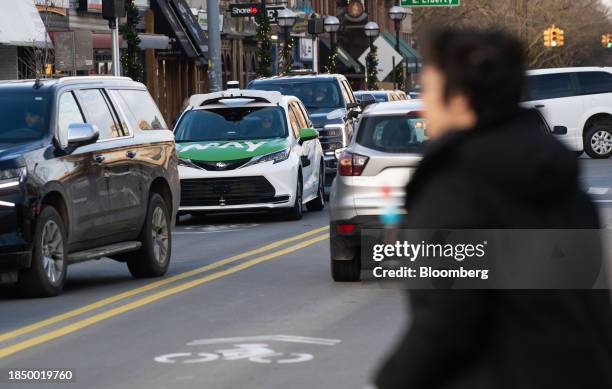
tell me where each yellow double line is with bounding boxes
[0,226,329,359]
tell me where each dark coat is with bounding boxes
[374,109,612,389]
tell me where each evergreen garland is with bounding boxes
[280,36,294,75]
[255,10,273,77]
[325,46,338,74]
[119,0,142,81]
[394,63,404,90]
[366,45,379,90]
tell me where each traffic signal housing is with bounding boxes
[544,29,551,48]
[544,25,564,48]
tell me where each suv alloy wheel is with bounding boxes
[585,123,612,159]
[127,193,172,278]
[17,206,67,297]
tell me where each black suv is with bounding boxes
[247,74,361,192]
[0,77,179,296]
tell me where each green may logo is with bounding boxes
[178,141,267,153]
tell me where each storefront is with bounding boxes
[0,1,51,80]
[152,0,209,124]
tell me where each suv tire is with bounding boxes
[330,236,360,282]
[285,173,304,220]
[584,122,612,159]
[17,205,67,297]
[306,163,325,212]
[127,193,171,278]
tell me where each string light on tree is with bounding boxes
[255,9,273,77]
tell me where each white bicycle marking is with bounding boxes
[187,334,341,346]
[154,335,340,365]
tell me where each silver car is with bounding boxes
[328,100,427,281]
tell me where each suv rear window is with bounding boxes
[577,72,612,95]
[357,115,428,154]
[525,73,574,100]
[113,89,167,131]
[0,92,49,143]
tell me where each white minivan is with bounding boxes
[523,67,612,159]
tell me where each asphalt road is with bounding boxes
[0,158,611,389]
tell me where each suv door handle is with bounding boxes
[534,104,545,108]
[126,151,136,159]
[94,154,105,163]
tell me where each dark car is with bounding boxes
[0,77,179,296]
[247,74,361,192]
[354,90,404,103]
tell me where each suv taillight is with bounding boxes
[338,151,369,176]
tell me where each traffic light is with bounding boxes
[544,29,551,48]
[102,0,126,21]
[543,25,564,48]
[551,29,558,47]
[556,28,564,47]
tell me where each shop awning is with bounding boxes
[382,31,422,73]
[153,0,208,61]
[92,33,171,50]
[320,37,362,73]
[0,0,51,47]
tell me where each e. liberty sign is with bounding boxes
[400,0,460,6]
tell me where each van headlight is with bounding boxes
[0,167,27,190]
[243,149,290,167]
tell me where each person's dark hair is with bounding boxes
[422,28,526,122]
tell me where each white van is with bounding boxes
[523,67,612,159]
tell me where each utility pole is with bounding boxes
[207,0,223,91]
[102,0,125,76]
[110,18,121,76]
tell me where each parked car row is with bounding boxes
[1,66,606,295]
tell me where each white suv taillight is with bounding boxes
[338,151,369,176]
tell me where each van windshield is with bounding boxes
[0,93,50,143]
[175,106,288,142]
[357,115,429,154]
[249,81,343,110]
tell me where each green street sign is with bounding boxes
[400,0,461,6]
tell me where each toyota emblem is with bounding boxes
[216,162,227,169]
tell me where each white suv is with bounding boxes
[524,67,612,158]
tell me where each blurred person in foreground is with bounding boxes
[374,29,612,389]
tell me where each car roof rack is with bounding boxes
[189,90,283,107]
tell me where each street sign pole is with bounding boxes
[207,0,223,92]
[111,18,121,76]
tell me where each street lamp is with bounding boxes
[277,8,297,74]
[324,16,340,73]
[363,21,379,89]
[388,6,407,90]
[364,21,380,47]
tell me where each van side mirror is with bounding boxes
[67,123,99,147]
[299,127,319,144]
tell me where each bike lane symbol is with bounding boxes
[154,335,340,365]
